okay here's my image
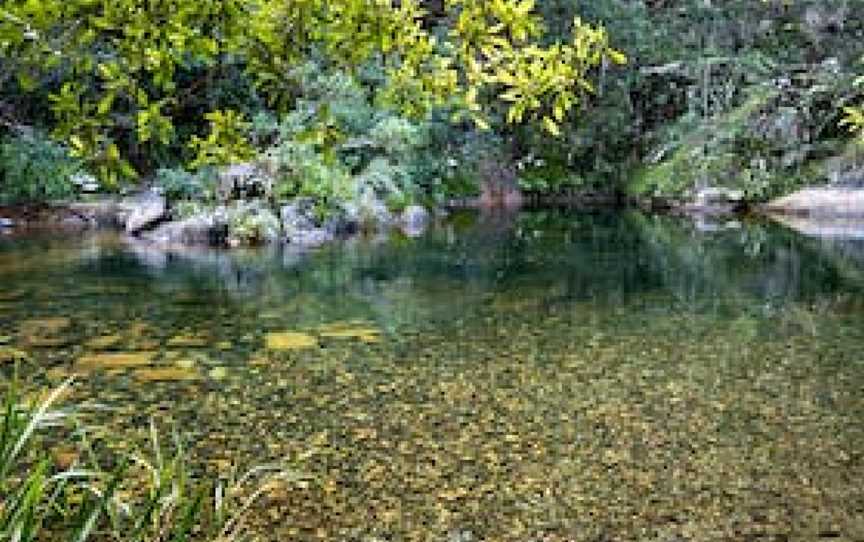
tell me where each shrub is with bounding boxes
[0,132,81,204]
[154,167,218,202]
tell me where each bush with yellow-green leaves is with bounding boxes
[0,0,624,188]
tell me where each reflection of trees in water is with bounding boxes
[61,211,864,334]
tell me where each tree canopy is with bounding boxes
[0,0,624,183]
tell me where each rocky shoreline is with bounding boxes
[0,193,434,248]
[5,183,864,247]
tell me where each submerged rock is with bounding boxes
[18,317,73,347]
[166,333,209,348]
[318,322,382,343]
[133,367,199,382]
[208,366,228,380]
[265,331,318,350]
[19,317,72,335]
[85,334,124,350]
[75,351,157,370]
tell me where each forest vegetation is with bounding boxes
[1,0,864,212]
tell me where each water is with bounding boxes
[2,210,864,540]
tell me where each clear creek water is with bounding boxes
[1,210,863,541]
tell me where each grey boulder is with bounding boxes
[123,192,167,234]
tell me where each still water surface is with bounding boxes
[1,210,863,541]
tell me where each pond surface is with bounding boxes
[2,210,864,541]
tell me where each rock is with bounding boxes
[694,187,745,206]
[70,173,100,193]
[264,331,318,350]
[141,212,228,246]
[358,197,394,229]
[287,228,334,247]
[166,333,209,347]
[58,214,91,229]
[803,3,848,35]
[280,199,317,234]
[323,205,360,236]
[0,217,14,228]
[68,199,125,228]
[280,200,336,246]
[766,187,864,218]
[133,367,199,382]
[399,205,431,237]
[400,205,430,228]
[75,351,157,370]
[682,187,747,215]
[123,191,167,234]
[85,334,124,350]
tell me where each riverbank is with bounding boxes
[4,184,864,249]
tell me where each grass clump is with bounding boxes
[0,377,305,542]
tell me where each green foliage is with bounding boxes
[5,0,863,203]
[0,378,100,542]
[0,378,306,541]
[517,157,584,194]
[154,167,217,202]
[227,206,281,246]
[188,110,255,169]
[262,65,464,215]
[629,54,861,202]
[0,132,81,203]
[268,141,352,210]
[0,0,620,188]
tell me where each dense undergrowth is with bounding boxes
[2,0,864,209]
